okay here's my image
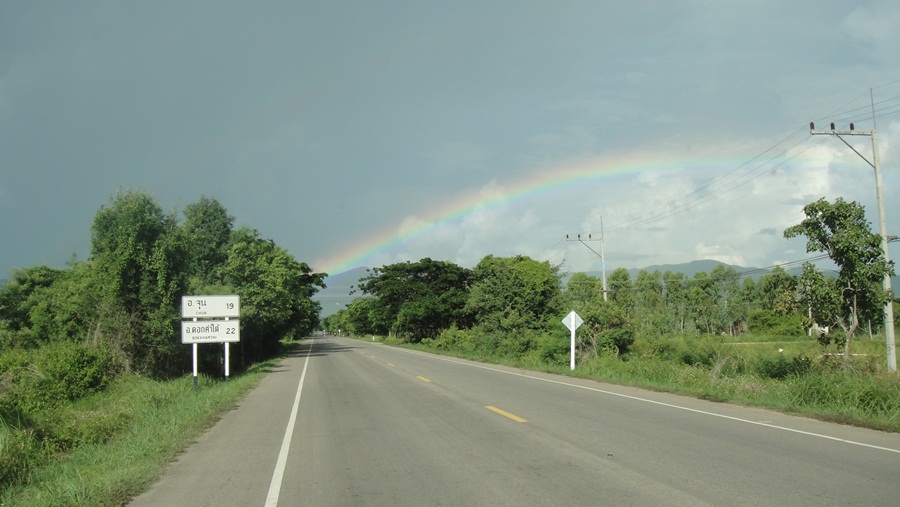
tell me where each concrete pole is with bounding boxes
[600,216,608,302]
[870,130,897,372]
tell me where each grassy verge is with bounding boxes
[370,333,900,433]
[0,347,292,507]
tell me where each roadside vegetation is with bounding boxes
[382,332,899,432]
[1,193,897,505]
[0,365,274,506]
[0,191,324,504]
[326,197,899,431]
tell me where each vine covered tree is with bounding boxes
[90,190,189,376]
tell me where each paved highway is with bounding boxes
[130,335,900,506]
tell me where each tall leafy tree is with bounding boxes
[465,255,562,333]
[689,271,717,334]
[663,271,690,333]
[795,264,842,343]
[757,266,797,314]
[25,261,98,345]
[181,196,234,285]
[607,268,634,310]
[634,270,666,337]
[221,228,325,361]
[357,258,470,341]
[785,197,894,357]
[564,272,602,311]
[711,264,744,335]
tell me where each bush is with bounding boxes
[535,332,569,366]
[1,343,114,414]
[599,327,634,355]
[754,354,811,379]
[748,310,805,336]
[432,325,476,354]
[675,337,721,368]
[497,330,537,358]
[38,343,113,404]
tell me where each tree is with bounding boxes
[344,297,378,335]
[221,228,325,361]
[90,190,189,376]
[746,267,804,337]
[634,270,666,338]
[578,299,633,357]
[181,196,234,286]
[663,271,690,333]
[607,268,633,310]
[564,272,602,310]
[688,271,718,334]
[357,258,470,341]
[757,266,797,314]
[0,265,63,336]
[465,255,563,333]
[785,198,894,358]
[711,264,744,335]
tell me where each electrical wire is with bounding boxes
[603,82,900,235]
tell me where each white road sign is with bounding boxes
[562,310,583,332]
[181,319,240,344]
[181,295,240,318]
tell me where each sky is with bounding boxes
[2,1,900,283]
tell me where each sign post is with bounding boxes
[181,295,240,388]
[562,310,583,371]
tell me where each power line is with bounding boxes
[603,83,900,235]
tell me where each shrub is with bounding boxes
[754,354,811,379]
[37,342,114,403]
[536,332,569,366]
[748,309,805,336]
[2,343,114,414]
[599,327,634,356]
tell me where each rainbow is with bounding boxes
[312,152,733,276]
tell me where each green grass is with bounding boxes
[0,349,288,507]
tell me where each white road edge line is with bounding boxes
[385,343,900,455]
[265,340,314,507]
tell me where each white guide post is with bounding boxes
[562,311,584,371]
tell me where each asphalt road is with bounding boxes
[130,335,900,506]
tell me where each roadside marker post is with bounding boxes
[562,310,583,371]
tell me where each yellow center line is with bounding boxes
[416,376,432,382]
[485,406,528,423]
[387,363,395,367]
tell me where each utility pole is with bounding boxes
[810,113,896,372]
[566,217,608,301]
